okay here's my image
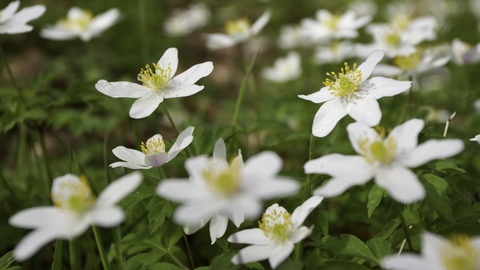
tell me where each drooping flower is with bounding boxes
[40,7,120,42]
[164,3,210,37]
[204,10,270,50]
[9,172,142,261]
[156,138,299,244]
[262,51,301,83]
[229,196,323,269]
[95,48,213,119]
[299,50,411,138]
[304,119,464,203]
[110,126,194,169]
[0,1,45,34]
[383,232,480,270]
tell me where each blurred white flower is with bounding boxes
[348,0,377,17]
[277,24,310,49]
[314,41,354,64]
[110,126,194,170]
[229,196,323,269]
[9,172,142,261]
[299,50,411,138]
[474,99,480,113]
[450,38,480,65]
[262,51,301,83]
[156,138,299,244]
[40,7,120,42]
[0,1,45,34]
[423,107,451,123]
[304,119,464,203]
[204,10,270,50]
[299,9,371,44]
[383,232,480,270]
[164,3,210,37]
[470,134,480,144]
[95,48,213,119]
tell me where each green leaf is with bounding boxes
[430,161,466,173]
[123,252,165,269]
[244,262,265,269]
[118,185,155,213]
[367,184,386,217]
[148,262,183,270]
[424,181,454,223]
[366,237,391,261]
[276,260,302,270]
[422,174,448,195]
[210,255,237,270]
[148,196,172,234]
[0,251,15,270]
[322,260,371,270]
[195,267,211,270]
[340,234,378,264]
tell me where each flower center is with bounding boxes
[325,14,341,30]
[202,157,242,196]
[137,63,173,91]
[141,137,166,156]
[324,62,363,97]
[59,9,93,31]
[441,234,480,270]
[225,18,250,36]
[394,53,420,70]
[383,31,401,47]
[259,204,294,243]
[52,175,95,214]
[391,14,411,32]
[358,134,397,164]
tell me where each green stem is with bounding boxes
[113,226,124,268]
[92,225,111,270]
[161,102,192,157]
[51,239,63,270]
[69,239,78,270]
[182,231,195,269]
[167,251,189,270]
[0,170,17,202]
[232,51,259,128]
[396,203,413,251]
[39,131,53,190]
[0,43,21,93]
[158,167,164,180]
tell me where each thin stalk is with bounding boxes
[92,225,111,270]
[158,167,164,180]
[167,250,189,270]
[0,43,21,93]
[161,102,192,157]
[396,204,413,251]
[69,239,78,270]
[39,131,53,188]
[232,51,259,128]
[51,239,63,270]
[0,170,17,202]
[167,200,195,269]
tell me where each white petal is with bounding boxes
[9,207,66,229]
[346,122,381,154]
[167,126,194,162]
[421,232,448,261]
[289,226,313,243]
[209,213,229,244]
[383,254,440,270]
[173,201,219,225]
[250,10,271,36]
[311,98,347,138]
[290,196,323,229]
[399,139,464,168]
[229,209,244,228]
[204,33,237,50]
[213,138,226,160]
[95,80,150,98]
[14,229,58,261]
[169,61,214,87]
[109,161,150,170]
[304,153,373,178]
[247,177,299,200]
[228,196,263,220]
[469,134,480,142]
[347,94,381,126]
[231,244,277,265]
[357,50,384,80]
[388,119,424,155]
[95,172,143,207]
[158,48,178,76]
[129,92,163,119]
[88,8,120,37]
[375,165,425,204]
[111,146,146,167]
[90,206,125,227]
[243,151,282,182]
[10,5,45,23]
[298,87,336,104]
[371,64,402,77]
[367,77,412,99]
[156,180,208,202]
[0,1,20,22]
[269,244,294,269]
[228,228,271,244]
[144,153,169,167]
[0,23,33,34]
[163,84,204,99]
[183,219,208,235]
[40,27,77,40]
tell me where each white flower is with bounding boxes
[474,99,480,113]
[110,126,194,169]
[423,107,451,123]
[0,1,45,34]
[299,50,411,138]
[277,24,311,49]
[228,196,323,269]
[9,172,142,261]
[262,51,301,83]
[304,119,464,204]
[314,41,354,64]
[95,48,213,119]
[348,0,377,17]
[204,10,270,50]
[156,138,299,244]
[450,38,480,65]
[299,9,371,44]
[470,135,480,144]
[164,3,210,37]
[40,7,120,42]
[383,232,480,270]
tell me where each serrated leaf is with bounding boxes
[422,174,448,195]
[366,237,391,261]
[123,252,165,269]
[367,184,386,217]
[0,251,15,270]
[148,262,183,270]
[118,185,155,213]
[430,161,466,173]
[340,234,378,264]
[375,221,400,241]
[147,197,172,234]
[424,181,454,222]
[244,262,265,270]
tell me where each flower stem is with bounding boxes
[396,203,413,251]
[232,51,259,129]
[51,239,62,270]
[0,43,21,93]
[161,102,192,157]
[92,225,111,270]
[182,232,195,269]
[167,250,189,270]
[38,131,53,190]
[69,239,78,270]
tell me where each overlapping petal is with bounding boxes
[375,165,425,204]
[312,98,348,137]
[129,92,164,119]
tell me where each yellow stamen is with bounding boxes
[259,205,294,243]
[141,137,166,156]
[394,52,420,70]
[202,157,242,196]
[441,234,480,270]
[323,62,363,97]
[383,32,401,47]
[137,62,172,91]
[225,18,250,36]
[59,9,93,31]
[52,175,95,214]
[325,14,341,30]
[358,130,397,164]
